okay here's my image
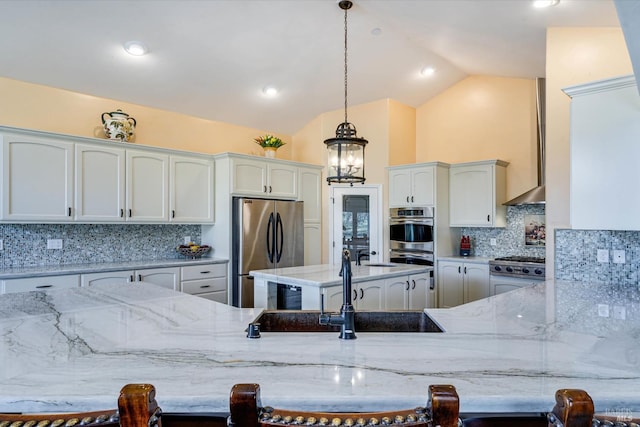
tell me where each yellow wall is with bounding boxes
[0,76,292,158]
[416,75,537,200]
[545,27,632,274]
[388,99,417,166]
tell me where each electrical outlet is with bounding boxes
[597,304,610,317]
[597,249,609,263]
[184,236,192,245]
[490,238,497,246]
[0,239,3,251]
[613,305,626,320]
[46,239,63,250]
[613,250,626,264]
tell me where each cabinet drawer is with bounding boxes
[3,275,80,294]
[181,263,226,281]
[182,277,226,295]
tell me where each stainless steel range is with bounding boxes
[489,256,545,296]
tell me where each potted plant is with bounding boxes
[254,134,286,158]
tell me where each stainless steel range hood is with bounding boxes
[504,78,546,206]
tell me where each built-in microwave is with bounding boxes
[389,206,434,252]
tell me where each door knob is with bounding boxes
[370,251,377,255]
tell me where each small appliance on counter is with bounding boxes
[459,235,471,256]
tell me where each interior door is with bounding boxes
[330,186,382,265]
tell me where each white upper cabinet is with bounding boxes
[170,155,214,223]
[388,165,435,207]
[75,143,126,222]
[1,133,74,221]
[126,149,169,222]
[231,156,298,199]
[564,75,640,230]
[449,160,508,227]
[298,166,322,222]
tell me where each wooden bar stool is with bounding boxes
[228,383,460,427]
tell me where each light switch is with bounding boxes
[613,250,625,264]
[597,249,609,263]
[47,239,63,250]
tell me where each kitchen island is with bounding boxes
[1,279,639,415]
[250,263,433,310]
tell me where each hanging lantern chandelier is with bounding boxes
[325,0,368,186]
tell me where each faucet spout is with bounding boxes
[318,249,357,340]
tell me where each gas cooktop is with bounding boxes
[489,256,546,279]
[492,256,545,264]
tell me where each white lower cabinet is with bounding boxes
[323,280,386,311]
[81,267,180,291]
[180,263,227,304]
[2,274,80,294]
[384,273,429,310]
[437,260,489,308]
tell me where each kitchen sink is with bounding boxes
[250,310,443,333]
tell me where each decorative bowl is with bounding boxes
[176,244,211,259]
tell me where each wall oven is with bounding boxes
[389,206,434,266]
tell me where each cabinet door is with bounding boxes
[437,261,464,308]
[323,286,344,311]
[463,263,490,303]
[126,150,169,222]
[304,223,322,265]
[1,135,73,221]
[137,267,180,291]
[3,275,80,294]
[449,165,493,226]
[268,163,298,199]
[81,270,134,286]
[356,280,385,310]
[388,169,411,207]
[75,144,125,222]
[385,277,408,310]
[408,273,428,310]
[411,167,434,206]
[231,157,267,196]
[299,167,322,222]
[170,155,214,223]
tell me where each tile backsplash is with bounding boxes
[555,229,640,285]
[0,224,201,269]
[458,205,546,259]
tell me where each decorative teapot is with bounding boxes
[101,109,136,142]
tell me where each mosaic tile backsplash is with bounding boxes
[458,205,546,259]
[555,229,640,285]
[0,224,201,269]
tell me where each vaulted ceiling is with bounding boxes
[0,0,621,135]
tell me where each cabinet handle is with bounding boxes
[129,275,134,283]
[411,196,414,203]
[406,281,410,291]
[464,266,467,274]
[138,274,142,282]
[458,266,461,274]
[129,209,132,218]
[199,285,211,289]
[269,185,272,193]
[120,209,124,218]
[172,210,175,218]
[36,284,52,289]
[412,279,416,289]
[263,185,267,193]
[487,214,490,222]
[360,288,364,299]
[353,289,357,301]
[68,207,72,217]
[200,271,211,274]
[406,196,410,203]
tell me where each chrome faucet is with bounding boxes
[319,249,357,340]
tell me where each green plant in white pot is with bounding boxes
[254,135,286,158]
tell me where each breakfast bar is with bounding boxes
[1,280,639,415]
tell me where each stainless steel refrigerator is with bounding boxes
[232,197,304,307]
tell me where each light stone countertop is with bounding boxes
[437,256,492,263]
[0,257,228,280]
[1,279,638,415]
[250,263,432,288]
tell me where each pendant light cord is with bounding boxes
[343,4,349,125]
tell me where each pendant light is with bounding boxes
[325,0,368,185]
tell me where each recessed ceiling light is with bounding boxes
[124,41,148,56]
[262,86,278,97]
[533,0,559,8]
[371,27,382,36]
[420,66,436,77]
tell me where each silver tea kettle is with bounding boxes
[101,109,136,142]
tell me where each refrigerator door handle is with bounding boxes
[276,212,284,263]
[267,212,275,263]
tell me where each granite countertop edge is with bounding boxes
[0,257,229,279]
